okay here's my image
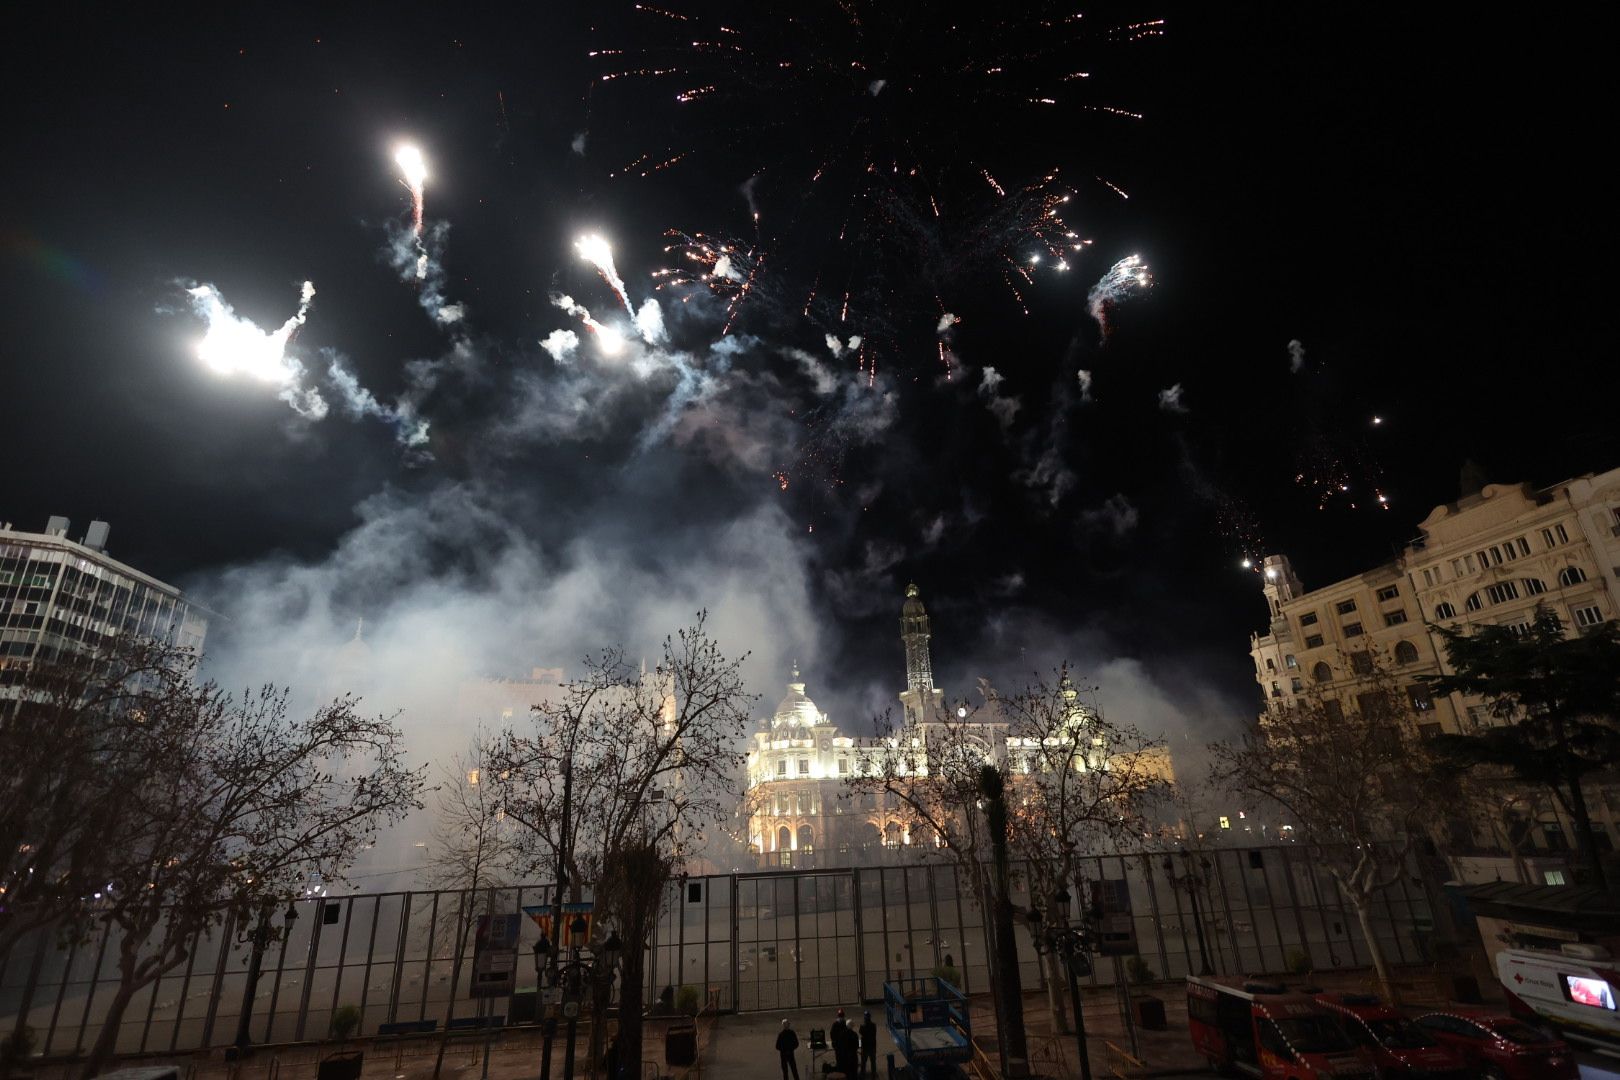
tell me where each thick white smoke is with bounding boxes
[1287,338,1306,373]
[1158,383,1188,413]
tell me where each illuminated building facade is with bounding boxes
[744,583,1176,867]
[0,516,209,669]
[1248,466,1620,880]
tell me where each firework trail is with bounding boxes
[182,280,326,418]
[574,233,636,317]
[394,144,429,279]
[555,294,626,356]
[1085,254,1152,340]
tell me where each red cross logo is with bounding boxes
[1514,974,1524,983]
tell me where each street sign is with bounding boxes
[1090,879,1139,957]
[470,913,523,998]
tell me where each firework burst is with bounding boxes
[591,2,1163,359]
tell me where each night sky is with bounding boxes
[4,5,1612,755]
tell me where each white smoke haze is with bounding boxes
[978,365,1021,427]
[1076,368,1094,402]
[540,328,580,362]
[1287,337,1306,373]
[739,175,762,222]
[1081,492,1140,537]
[382,218,465,328]
[633,297,667,344]
[570,132,588,156]
[1158,382,1188,413]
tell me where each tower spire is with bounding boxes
[901,583,934,694]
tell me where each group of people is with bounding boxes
[775,1009,879,1079]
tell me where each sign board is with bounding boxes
[470,913,523,998]
[1090,878,1139,957]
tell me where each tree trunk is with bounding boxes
[616,939,647,1080]
[81,979,141,1079]
[1348,895,1393,1002]
[1043,951,1070,1034]
[1562,772,1608,892]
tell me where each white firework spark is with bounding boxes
[574,233,635,317]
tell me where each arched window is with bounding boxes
[1465,592,1483,612]
[797,824,814,852]
[860,823,882,850]
[1312,661,1332,683]
[1559,566,1587,586]
[883,821,903,847]
[1433,601,1456,620]
[777,825,792,852]
[1394,640,1419,665]
[1522,578,1547,596]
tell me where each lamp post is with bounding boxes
[1162,853,1214,976]
[557,923,622,1080]
[233,898,300,1052]
[536,763,574,1080]
[1028,889,1092,1080]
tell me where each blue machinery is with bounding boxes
[883,977,972,1080]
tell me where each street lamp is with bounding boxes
[1029,888,1093,1080]
[231,899,300,1052]
[558,926,622,1080]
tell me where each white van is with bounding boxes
[1496,943,1620,1050]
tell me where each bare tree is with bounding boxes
[997,671,1172,1031]
[846,691,1030,1074]
[1209,659,1442,998]
[79,682,423,1077]
[0,637,197,968]
[489,614,754,1078]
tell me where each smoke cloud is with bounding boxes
[1287,338,1306,373]
[1158,382,1188,413]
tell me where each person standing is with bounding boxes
[776,1019,801,1080]
[859,1011,878,1077]
[832,1015,857,1077]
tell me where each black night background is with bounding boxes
[2,4,1611,762]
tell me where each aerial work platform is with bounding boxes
[883,976,972,1080]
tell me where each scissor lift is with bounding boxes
[883,976,972,1080]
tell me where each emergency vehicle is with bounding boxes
[1495,942,1620,1051]
[1312,991,1471,1078]
[1187,976,1376,1079]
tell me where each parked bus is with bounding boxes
[1187,976,1376,1080]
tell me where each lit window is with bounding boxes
[1574,606,1604,628]
[1559,566,1588,587]
[466,769,480,787]
[1544,870,1566,886]
[1218,816,1231,830]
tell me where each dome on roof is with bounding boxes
[773,665,824,730]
